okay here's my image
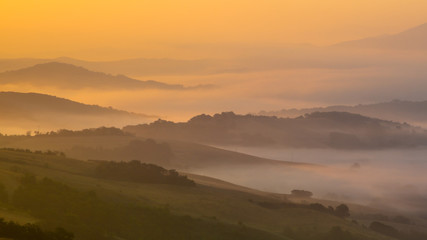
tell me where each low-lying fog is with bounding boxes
[192,147,427,216]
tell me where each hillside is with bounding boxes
[259,100,427,127]
[0,62,188,90]
[0,92,154,134]
[123,111,427,149]
[0,148,407,240]
[0,130,305,170]
[334,23,427,51]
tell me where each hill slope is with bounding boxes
[0,62,187,90]
[0,148,402,240]
[0,92,154,134]
[124,111,427,149]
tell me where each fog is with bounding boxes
[3,64,427,125]
[2,40,427,128]
[191,146,427,216]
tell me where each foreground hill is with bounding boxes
[124,111,427,149]
[0,148,407,240]
[0,62,194,90]
[259,100,427,127]
[0,92,154,134]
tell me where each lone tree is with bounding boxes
[334,204,350,218]
[291,189,313,198]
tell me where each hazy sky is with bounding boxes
[1,0,426,60]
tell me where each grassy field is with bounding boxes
[0,148,401,240]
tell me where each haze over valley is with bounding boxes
[1,1,427,239]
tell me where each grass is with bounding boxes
[0,148,399,240]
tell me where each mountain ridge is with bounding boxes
[123,111,427,149]
[0,57,226,76]
[258,99,427,127]
[333,22,427,50]
[0,91,155,134]
[0,62,204,90]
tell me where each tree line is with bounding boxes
[0,148,66,157]
[0,218,73,240]
[94,160,195,186]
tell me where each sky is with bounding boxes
[1,0,426,60]
[1,0,427,123]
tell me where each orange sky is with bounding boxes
[1,0,426,59]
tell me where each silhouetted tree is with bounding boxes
[334,204,350,218]
[291,189,313,198]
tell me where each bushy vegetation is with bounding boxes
[291,189,313,198]
[71,139,173,165]
[254,200,350,218]
[369,221,427,240]
[94,160,195,186]
[0,218,73,240]
[35,127,132,137]
[0,148,65,157]
[282,226,358,240]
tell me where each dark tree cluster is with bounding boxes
[71,139,173,165]
[282,225,357,240]
[254,200,350,218]
[291,189,313,198]
[36,127,132,137]
[0,218,73,240]
[95,160,195,186]
[306,203,350,218]
[369,221,427,240]
[361,214,413,225]
[0,148,66,157]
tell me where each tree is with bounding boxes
[334,204,350,218]
[291,189,313,198]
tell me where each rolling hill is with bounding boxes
[124,111,427,149]
[0,148,411,240]
[259,100,427,127]
[0,62,192,90]
[0,92,154,134]
[0,129,305,170]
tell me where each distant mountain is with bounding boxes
[259,100,427,127]
[124,111,427,149]
[334,23,427,50]
[0,62,193,90]
[55,57,229,76]
[0,92,154,134]
[0,57,231,76]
